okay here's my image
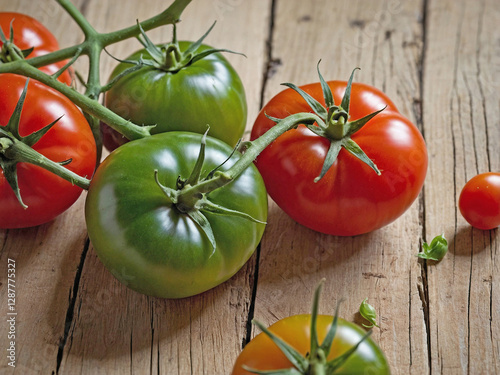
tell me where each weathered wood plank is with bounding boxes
[423,0,500,373]
[0,200,89,374]
[253,1,429,375]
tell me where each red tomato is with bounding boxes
[251,80,428,236]
[0,12,72,84]
[0,74,96,228]
[459,172,500,230]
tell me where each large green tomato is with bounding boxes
[101,41,247,150]
[85,132,267,298]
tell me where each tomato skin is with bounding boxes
[0,12,72,85]
[232,314,390,374]
[102,41,247,150]
[459,172,500,230]
[251,81,427,236]
[0,74,96,228]
[85,132,267,298]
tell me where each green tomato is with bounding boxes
[101,41,247,150]
[85,132,267,298]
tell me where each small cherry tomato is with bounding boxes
[459,172,500,230]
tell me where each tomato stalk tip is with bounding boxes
[153,135,266,254]
[122,20,245,75]
[244,281,375,374]
[280,65,384,181]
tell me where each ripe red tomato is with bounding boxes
[0,74,96,228]
[459,172,500,230]
[251,80,428,236]
[0,12,72,84]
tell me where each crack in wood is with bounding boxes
[258,0,278,109]
[241,0,277,350]
[417,261,432,374]
[362,272,386,279]
[55,237,90,374]
[0,229,9,255]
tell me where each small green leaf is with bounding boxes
[20,47,34,58]
[153,169,178,204]
[359,298,379,328]
[341,138,381,175]
[326,330,372,372]
[281,82,328,120]
[205,138,241,180]
[417,234,448,261]
[309,279,324,355]
[186,209,217,256]
[5,79,29,138]
[182,21,217,56]
[317,60,334,108]
[0,21,8,43]
[0,158,26,209]
[189,47,245,65]
[264,113,284,124]
[52,47,82,82]
[320,299,342,358]
[252,319,309,373]
[22,116,63,147]
[185,127,209,186]
[339,67,360,112]
[136,21,165,64]
[344,106,386,136]
[314,140,342,182]
[199,198,266,224]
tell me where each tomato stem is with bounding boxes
[0,0,193,140]
[176,112,321,201]
[6,60,152,142]
[0,137,91,190]
[244,280,377,374]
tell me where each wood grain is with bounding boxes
[0,0,498,374]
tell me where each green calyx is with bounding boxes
[0,80,91,208]
[122,21,244,74]
[416,233,448,261]
[244,280,372,375]
[359,298,380,329]
[0,21,33,64]
[154,130,265,254]
[274,63,385,182]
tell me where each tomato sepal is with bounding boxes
[153,133,266,254]
[279,66,385,182]
[137,20,244,73]
[0,79,91,208]
[244,281,375,375]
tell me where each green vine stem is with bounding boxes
[5,60,151,141]
[175,112,321,206]
[0,137,90,190]
[171,66,384,219]
[0,0,192,137]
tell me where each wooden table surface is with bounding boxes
[1,0,499,374]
